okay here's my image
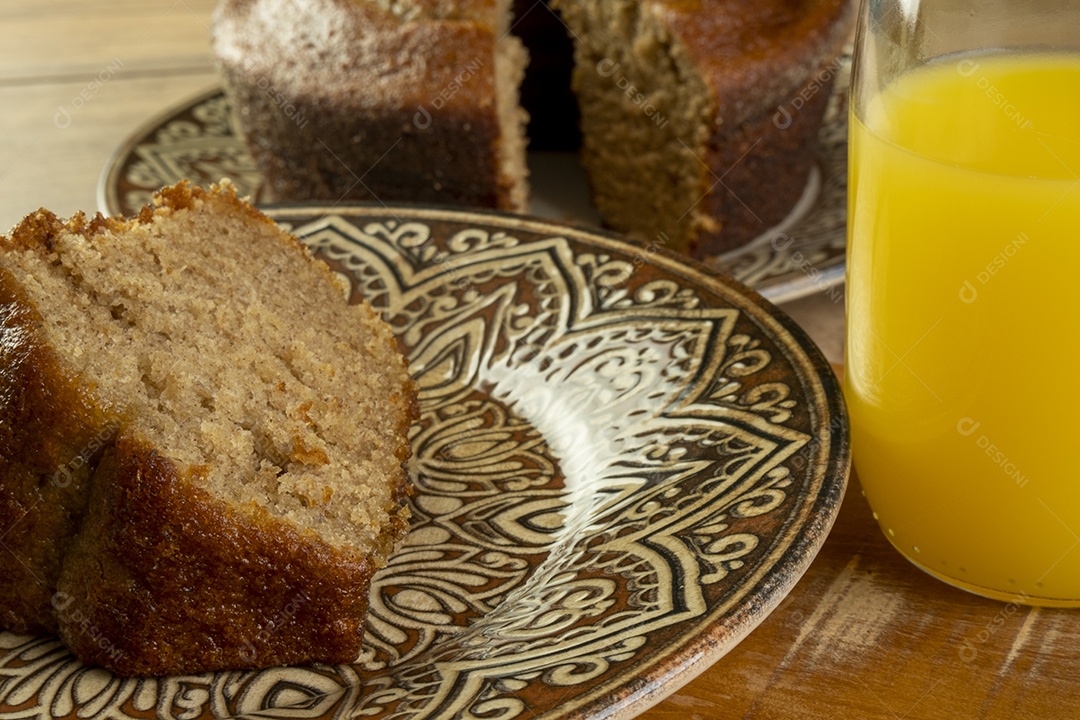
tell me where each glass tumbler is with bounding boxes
[845,0,1080,605]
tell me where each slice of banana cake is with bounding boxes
[0,180,416,676]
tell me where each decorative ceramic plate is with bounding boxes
[0,206,848,720]
[97,56,850,304]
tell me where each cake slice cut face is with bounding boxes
[0,181,416,676]
[556,0,852,256]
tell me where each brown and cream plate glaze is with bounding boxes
[0,206,849,720]
[96,56,849,304]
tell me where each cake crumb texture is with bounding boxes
[0,181,416,676]
[555,0,852,255]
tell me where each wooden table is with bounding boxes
[1,2,1074,718]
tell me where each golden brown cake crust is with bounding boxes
[694,57,839,256]
[0,261,114,634]
[0,182,417,675]
[655,0,852,125]
[57,433,378,675]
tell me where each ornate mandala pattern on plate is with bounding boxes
[0,209,848,720]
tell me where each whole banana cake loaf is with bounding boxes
[211,0,850,255]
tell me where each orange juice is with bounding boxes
[846,53,1080,604]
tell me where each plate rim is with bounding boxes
[97,84,225,221]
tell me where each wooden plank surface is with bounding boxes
[0,0,216,81]
[0,74,217,230]
[0,2,217,229]
[2,2,1076,719]
[638,481,1080,720]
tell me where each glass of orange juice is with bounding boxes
[846,0,1080,605]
